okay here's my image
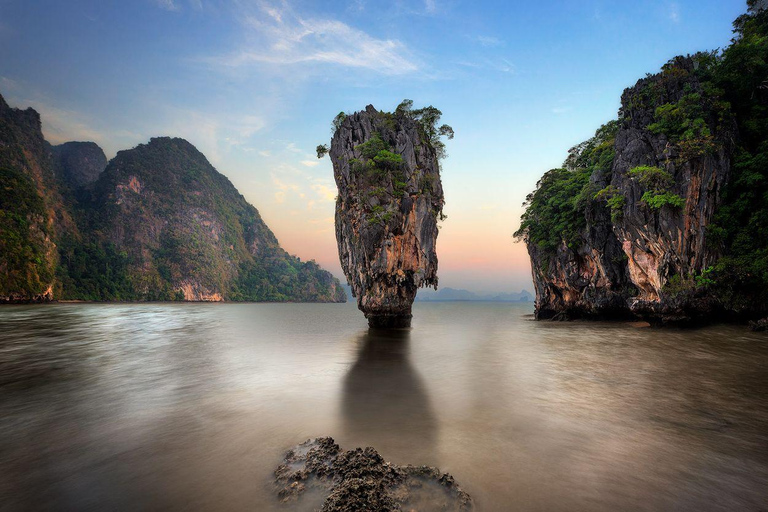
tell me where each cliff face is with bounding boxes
[0,93,345,303]
[520,57,739,323]
[609,61,735,318]
[0,94,65,302]
[329,105,445,327]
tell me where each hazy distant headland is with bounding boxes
[415,287,532,303]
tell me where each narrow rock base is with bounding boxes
[366,314,412,329]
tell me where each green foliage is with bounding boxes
[594,185,626,222]
[628,165,685,210]
[641,190,686,210]
[516,122,618,250]
[393,99,454,160]
[564,121,619,176]
[355,133,389,159]
[628,165,674,190]
[0,167,55,296]
[57,239,135,300]
[700,5,768,307]
[316,144,329,158]
[372,149,403,169]
[332,112,347,132]
[647,93,720,159]
[662,267,716,299]
[514,167,592,250]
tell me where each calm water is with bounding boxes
[1,302,767,511]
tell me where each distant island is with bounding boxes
[516,1,768,326]
[0,94,345,303]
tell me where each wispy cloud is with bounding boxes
[424,0,437,14]
[668,2,680,23]
[475,35,503,47]
[154,0,204,12]
[457,57,515,74]
[156,0,179,11]
[208,2,418,75]
[311,183,336,202]
[301,160,319,167]
[272,173,300,203]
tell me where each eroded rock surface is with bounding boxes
[521,56,739,324]
[274,437,472,511]
[330,105,445,327]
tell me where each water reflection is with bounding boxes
[341,328,437,462]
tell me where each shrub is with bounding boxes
[641,190,686,210]
[594,185,626,222]
[628,165,674,190]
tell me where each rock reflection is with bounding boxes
[341,328,437,462]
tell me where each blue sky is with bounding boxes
[0,0,748,293]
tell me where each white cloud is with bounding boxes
[209,2,418,75]
[258,150,272,157]
[301,160,319,167]
[424,0,437,13]
[156,0,179,11]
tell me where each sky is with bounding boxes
[0,0,749,293]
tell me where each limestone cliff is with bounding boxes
[324,103,450,327]
[517,50,759,324]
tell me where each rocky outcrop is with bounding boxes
[274,437,472,511]
[51,141,107,188]
[521,56,739,324]
[329,105,445,327]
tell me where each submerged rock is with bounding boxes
[324,103,451,327]
[749,318,768,332]
[274,437,472,511]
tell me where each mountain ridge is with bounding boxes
[0,95,346,303]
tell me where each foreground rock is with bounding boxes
[322,102,451,327]
[274,437,472,511]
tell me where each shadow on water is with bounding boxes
[341,328,437,463]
